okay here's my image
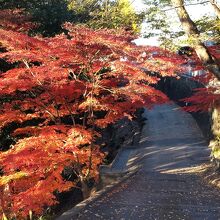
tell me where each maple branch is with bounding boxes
[86,69,97,179]
[23,59,62,123]
[64,98,76,126]
[98,85,114,94]
[26,91,57,122]
[23,60,44,87]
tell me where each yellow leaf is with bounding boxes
[0,172,28,187]
[29,210,33,220]
[2,213,8,220]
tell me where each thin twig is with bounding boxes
[161,1,209,11]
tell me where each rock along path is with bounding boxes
[62,104,220,220]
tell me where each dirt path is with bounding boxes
[64,104,220,219]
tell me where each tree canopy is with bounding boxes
[0,0,144,36]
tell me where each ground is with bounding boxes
[58,103,220,220]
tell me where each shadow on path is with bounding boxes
[61,104,220,220]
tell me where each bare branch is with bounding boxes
[162,1,209,11]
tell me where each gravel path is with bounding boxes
[70,104,220,219]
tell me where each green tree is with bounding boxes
[0,0,71,36]
[29,0,71,36]
[170,0,220,80]
[68,0,144,32]
[0,0,144,35]
[143,1,184,51]
[144,0,220,80]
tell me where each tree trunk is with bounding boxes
[209,0,220,18]
[210,106,220,169]
[171,0,220,80]
[81,180,91,199]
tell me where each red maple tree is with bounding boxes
[0,13,189,218]
[181,45,220,112]
[0,8,37,32]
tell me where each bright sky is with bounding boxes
[131,0,147,11]
[131,0,220,18]
[131,0,220,46]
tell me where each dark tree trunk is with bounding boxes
[171,0,220,80]
[81,179,91,199]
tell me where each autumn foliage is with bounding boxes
[181,45,220,112]
[0,10,192,219]
[0,9,37,32]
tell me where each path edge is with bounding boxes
[56,167,139,220]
